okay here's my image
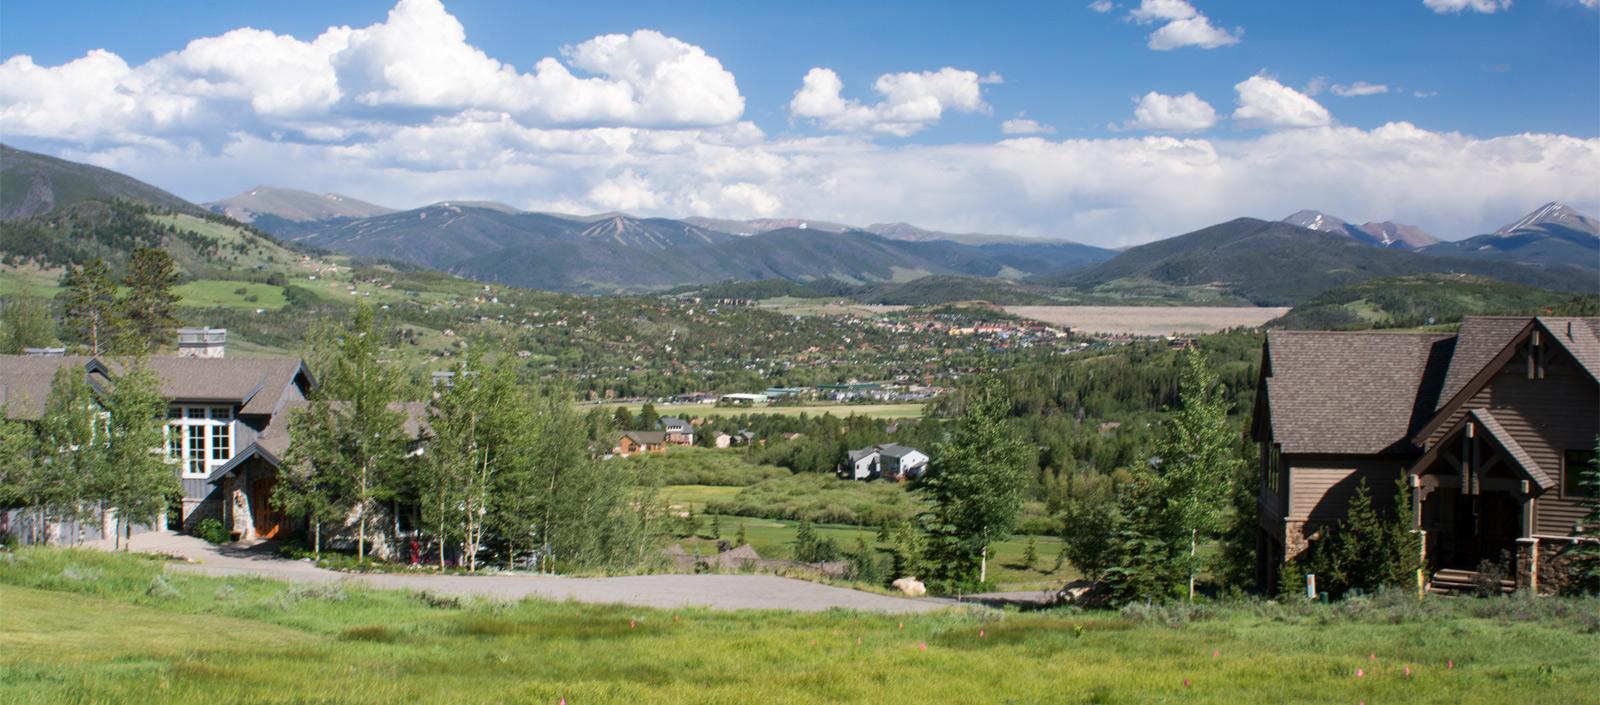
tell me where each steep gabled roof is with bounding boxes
[1434,317,1534,411]
[1414,316,1600,444]
[1260,330,1454,455]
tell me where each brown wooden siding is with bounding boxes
[1286,455,1408,521]
[1424,344,1597,536]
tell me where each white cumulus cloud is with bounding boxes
[789,67,998,136]
[1231,75,1332,129]
[0,0,744,147]
[1331,81,1390,97]
[1127,0,1240,50]
[1423,0,1513,13]
[1122,91,1218,132]
[1001,118,1055,135]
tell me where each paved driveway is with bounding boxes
[100,532,951,614]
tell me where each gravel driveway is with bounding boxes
[105,532,950,614]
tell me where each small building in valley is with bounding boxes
[841,444,930,481]
[615,430,667,457]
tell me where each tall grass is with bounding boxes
[2,548,1597,704]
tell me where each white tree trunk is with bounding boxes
[979,545,988,584]
[1188,528,1197,602]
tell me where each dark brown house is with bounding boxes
[1251,316,1599,593]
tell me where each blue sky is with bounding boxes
[1,0,1596,243]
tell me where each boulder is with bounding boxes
[892,577,927,597]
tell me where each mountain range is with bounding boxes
[1,144,1594,304]
[1280,209,1441,250]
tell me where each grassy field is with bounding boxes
[3,548,1597,704]
[588,402,927,420]
[0,264,63,299]
[174,279,290,310]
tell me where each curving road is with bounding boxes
[102,532,952,614]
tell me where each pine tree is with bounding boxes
[709,513,722,540]
[736,521,748,547]
[919,376,1031,590]
[638,403,660,430]
[613,405,634,431]
[1023,536,1038,569]
[61,259,122,356]
[119,247,181,353]
[1565,438,1600,595]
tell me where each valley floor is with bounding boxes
[3,548,1598,704]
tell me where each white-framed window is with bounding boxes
[165,405,234,477]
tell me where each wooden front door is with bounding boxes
[250,476,285,539]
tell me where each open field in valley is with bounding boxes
[3,549,1597,705]
[1004,305,1292,336]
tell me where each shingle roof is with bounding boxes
[1434,317,1532,411]
[1262,330,1453,454]
[0,355,96,420]
[134,357,311,416]
[1540,316,1600,381]
[878,444,922,459]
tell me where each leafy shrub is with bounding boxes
[193,518,230,544]
[622,447,789,486]
[146,574,182,599]
[707,473,924,526]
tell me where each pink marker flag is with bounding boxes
[1356,668,1364,678]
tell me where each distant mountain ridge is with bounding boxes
[3,146,1593,302]
[1053,217,1595,306]
[1422,201,1599,271]
[1,143,202,220]
[1280,209,1440,250]
[1495,201,1598,236]
[205,186,396,223]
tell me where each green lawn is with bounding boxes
[3,549,1596,704]
[175,279,289,310]
[588,402,927,420]
[0,264,64,299]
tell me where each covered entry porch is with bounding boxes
[1407,410,1553,589]
[206,444,289,541]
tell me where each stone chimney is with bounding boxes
[177,327,226,359]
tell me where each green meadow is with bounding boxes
[3,548,1596,704]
